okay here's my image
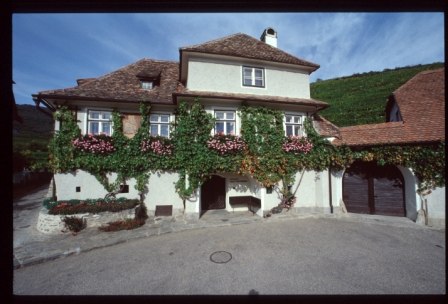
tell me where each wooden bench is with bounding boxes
[229,196,261,215]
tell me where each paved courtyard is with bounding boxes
[14,213,445,295]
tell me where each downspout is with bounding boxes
[328,166,333,213]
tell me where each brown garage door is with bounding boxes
[343,161,405,216]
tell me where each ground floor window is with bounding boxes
[214,110,235,135]
[150,113,171,137]
[285,114,303,136]
[88,110,112,135]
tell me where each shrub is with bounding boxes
[98,218,145,232]
[62,216,86,233]
[48,198,139,215]
[43,197,58,210]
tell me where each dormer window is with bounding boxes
[137,71,160,90]
[141,81,153,90]
[243,66,265,87]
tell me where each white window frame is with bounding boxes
[214,110,236,135]
[242,66,265,88]
[141,81,153,90]
[149,113,171,138]
[87,109,113,136]
[284,114,304,137]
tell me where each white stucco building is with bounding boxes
[33,29,445,227]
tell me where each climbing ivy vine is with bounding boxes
[49,100,445,207]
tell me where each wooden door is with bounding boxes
[201,175,226,210]
[343,162,405,216]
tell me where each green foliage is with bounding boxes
[47,198,139,215]
[13,105,53,172]
[49,100,444,206]
[239,105,291,187]
[48,107,81,172]
[171,100,218,199]
[311,62,444,127]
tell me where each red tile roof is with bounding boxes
[180,33,319,71]
[333,68,445,146]
[34,59,180,104]
[312,114,340,138]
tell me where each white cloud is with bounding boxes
[13,13,444,104]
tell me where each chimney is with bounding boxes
[260,27,277,48]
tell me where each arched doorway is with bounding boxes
[343,161,406,216]
[201,175,226,211]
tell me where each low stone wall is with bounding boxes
[37,207,136,234]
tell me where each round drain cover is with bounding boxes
[210,251,232,264]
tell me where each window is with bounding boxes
[215,111,235,135]
[242,66,265,87]
[150,114,170,137]
[141,81,153,90]
[285,114,303,137]
[88,110,112,135]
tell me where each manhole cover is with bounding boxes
[210,251,232,264]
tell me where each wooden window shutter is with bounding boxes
[122,113,142,138]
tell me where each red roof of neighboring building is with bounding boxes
[333,68,445,146]
[312,114,340,138]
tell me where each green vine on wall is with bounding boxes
[49,101,445,206]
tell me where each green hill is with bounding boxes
[13,105,54,171]
[310,62,444,127]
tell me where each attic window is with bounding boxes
[141,81,154,90]
[243,66,265,87]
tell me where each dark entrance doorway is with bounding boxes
[201,175,226,211]
[343,161,405,216]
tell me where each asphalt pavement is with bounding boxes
[13,183,445,295]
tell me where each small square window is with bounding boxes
[242,66,265,87]
[119,184,129,193]
[76,186,81,192]
[141,81,153,90]
[266,186,273,194]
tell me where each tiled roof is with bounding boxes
[35,59,180,104]
[333,68,445,146]
[312,114,340,138]
[180,33,319,70]
[174,89,328,109]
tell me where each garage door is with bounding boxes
[343,161,405,216]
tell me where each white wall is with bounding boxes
[187,57,311,99]
[397,166,419,221]
[330,169,344,210]
[54,170,139,201]
[145,171,184,212]
[262,170,332,212]
[426,186,445,227]
[54,170,189,214]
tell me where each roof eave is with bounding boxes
[34,94,175,105]
[173,92,328,110]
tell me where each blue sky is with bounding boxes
[13,13,444,105]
